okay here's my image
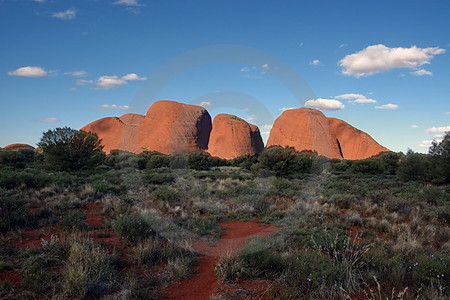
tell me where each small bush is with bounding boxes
[0,148,36,169]
[255,146,313,177]
[63,239,116,298]
[188,151,214,170]
[61,210,88,230]
[22,254,64,295]
[215,255,248,283]
[349,158,384,175]
[135,238,194,266]
[152,186,182,205]
[239,239,283,277]
[0,198,33,233]
[146,154,171,169]
[145,170,175,184]
[113,214,156,243]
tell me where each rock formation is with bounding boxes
[137,100,212,154]
[207,114,264,159]
[3,144,35,150]
[267,108,343,159]
[81,100,389,160]
[119,113,145,126]
[328,118,389,160]
[81,116,141,153]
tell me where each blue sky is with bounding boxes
[1,0,449,153]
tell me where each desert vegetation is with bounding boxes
[0,128,449,299]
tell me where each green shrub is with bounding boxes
[61,210,88,230]
[436,205,450,225]
[239,238,283,277]
[145,170,175,184]
[146,154,171,169]
[349,158,384,175]
[0,148,36,169]
[38,127,105,171]
[330,159,351,174]
[152,186,182,205]
[255,146,313,177]
[63,239,116,298]
[135,238,194,266]
[188,151,214,170]
[0,169,52,189]
[113,214,156,242]
[183,217,222,238]
[214,255,248,283]
[411,253,450,287]
[22,254,64,295]
[397,150,431,181]
[0,198,33,233]
[231,155,259,170]
[330,193,357,209]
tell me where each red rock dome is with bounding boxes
[207,114,264,159]
[267,108,343,159]
[137,100,212,154]
[3,144,35,150]
[327,117,389,160]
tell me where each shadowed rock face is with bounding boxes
[207,114,264,159]
[267,108,343,159]
[81,117,142,154]
[137,100,212,154]
[328,118,389,160]
[3,144,35,150]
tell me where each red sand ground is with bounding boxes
[162,220,280,300]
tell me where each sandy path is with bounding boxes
[162,220,279,300]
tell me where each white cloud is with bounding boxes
[339,44,445,77]
[240,66,250,72]
[261,124,273,135]
[419,140,435,148]
[335,93,377,104]
[354,98,377,103]
[76,79,93,85]
[64,70,87,77]
[114,0,142,6]
[99,104,130,110]
[8,66,48,77]
[35,118,60,123]
[199,101,211,108]
[375,103,399,110]
[304,98,345,111]
[78,73,146,89]
[310,59,321,66]
[411,69,432,76]
[245,114,257,121]
[52,8,77,20]
[425,126,450,133]
[96,76,127,88]
[433,134,445,139]
[410,124,419,129]
[280,107,295,111]
[34,0,46,2]
[261,63,270,73]
[335,93,366,100]
[444,112,450,115]
[339,44,348,48]
[121,73,146,81]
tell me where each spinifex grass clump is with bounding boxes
[63,238,116,298]
[112,214,156,243]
